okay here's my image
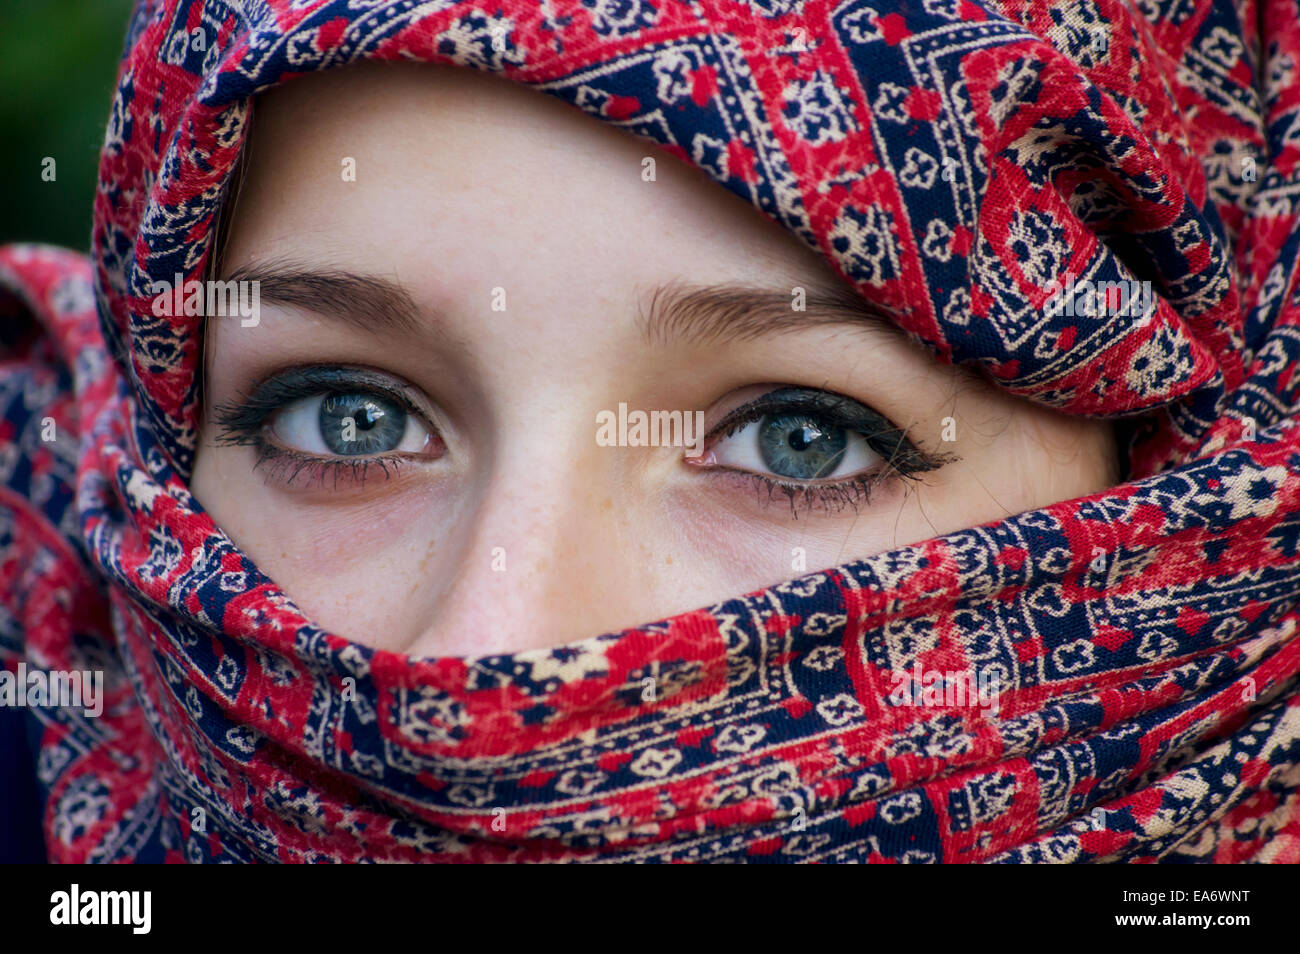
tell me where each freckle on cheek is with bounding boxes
[412,535,438,588]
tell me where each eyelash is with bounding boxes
[210,366,433,490]
[701,388,948,515]
[210,369,954,506]
[241,447,411,490]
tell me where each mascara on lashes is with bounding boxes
[210,365,428,447]
[708,385,944,478]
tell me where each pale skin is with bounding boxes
[191,62,1120,657]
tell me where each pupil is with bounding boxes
[355,403,382,430]
[788,425,819,452]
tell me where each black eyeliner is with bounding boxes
[210,365,426,446]
[708,385,946,477]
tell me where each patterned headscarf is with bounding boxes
[2,0,1299,862]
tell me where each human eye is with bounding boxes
[209,365,444,488]
[687,385,951,514]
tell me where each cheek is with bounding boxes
[190,446,444,646]
[917,409,1119,532]
[663,473,920,585]
[1010,411,1120,505]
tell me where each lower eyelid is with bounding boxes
[698,465,900,514]
[249,446,422,491]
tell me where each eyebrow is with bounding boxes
[636,279,899,347]
[225,261,423,334]
[223,262,897,345]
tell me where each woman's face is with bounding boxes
[191,62,1120,656]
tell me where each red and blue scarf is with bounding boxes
[2,0,1300,862]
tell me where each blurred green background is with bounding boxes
[0,0,135,251]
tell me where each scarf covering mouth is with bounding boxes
[2,0,1300,864]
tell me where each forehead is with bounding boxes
[219,61,838,303]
